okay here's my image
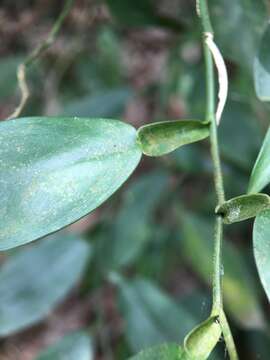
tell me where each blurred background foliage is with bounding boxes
[0,0,270,359]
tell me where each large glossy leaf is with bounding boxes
[35,331,93,360]
[111,275,196,352]
[0,117,141,250]
[253,209,270,301]
[94,171,170,272]
[129,343,185,360]
[180,213,264,329]
[216,194,270,224]
[254,23,270,101]
[0,234,90,336]
[137,120,209,157]
[248,127,270,194]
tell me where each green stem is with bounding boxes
[199,0,225,310]
[24,0,75,67]
[219,310,239,360]
[201,19,225,206]
[211,216,223,314]
[197,0,213,33]
[198,1,239,359]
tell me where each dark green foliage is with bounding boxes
[254,23,270,101]
[35,332,93,360]
[179,213,263,328]
[248,127,270,194]
[105,0,184,31]
[111,275,196,352]
[129,343,185,360]
[1,0,270,358]
[93,171,170,272]
[0,234,90,335]
[253,210,270,301]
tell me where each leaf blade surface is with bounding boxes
[0,117,141,250]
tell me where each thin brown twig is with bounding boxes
[7,0,75,120]
[8,64,29,120]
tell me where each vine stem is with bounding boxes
[197,1,239,359]
[7,0,75,120]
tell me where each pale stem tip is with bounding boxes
[205,32,228,125]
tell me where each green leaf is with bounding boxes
[105,0,184,30]
[0,117,141,250]
[168,144,211,175]
[129,343,185,360]
[35,331,93,360]
[0,233,90,336]
[211,0,267,72]
[246,331,270,359]
[219,100,263,171]
[94,171,170,272]
[248,127,270,194]
[62,88,132,118]
[178,293,223,360]
[216,194,270,224]
[106,0,158,27]
[254,23,270,101]
[137,120,209,157]
[110,275,196,352]
[184,317,221,360]
[0,56,23,99]
[253,209,270,301]
[180,213,264,329]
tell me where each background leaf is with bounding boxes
[0,117,141,250]
[253,209,270,301]
[211,0,267,72]
[105,0,159,27]
[105,0,184,30]
[254,23,270,101]
[245,331,270,359]
[62,88,133,118]
[93,171,170,272]
[129,343,184,360]
[0,56,23,99]
[0,234,90,336]
[111,275,196,353]
[248,127,270,194]
[35,331,93,360]
[180,212,264,329]
[219,100,263,171]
